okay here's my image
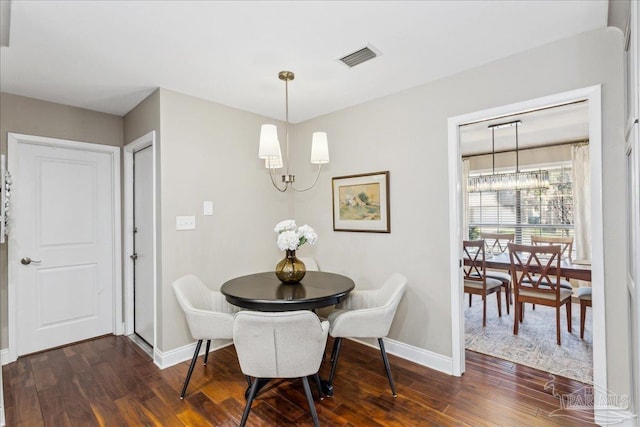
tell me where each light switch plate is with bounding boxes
[203,201,213,216]
[176,216,196,230]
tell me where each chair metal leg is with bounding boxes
[245,375,252,388]
[313,373,325,400]
[180,339,203,399]
[321,337,343,397]
[203,340,211,365]
[328,337,343,386]
[302,376,320,427]
[240,377,260,427]
[378,338,397,398]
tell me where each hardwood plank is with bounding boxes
[2,335,596,426]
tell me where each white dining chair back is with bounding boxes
[172,274,239,399]
[233,310,329,427]
[328,272,407,339]
[325,273,407,397]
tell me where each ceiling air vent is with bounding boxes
[339,46,378,68]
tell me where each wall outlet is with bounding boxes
[203,201,213,216]
[176,216,196,230]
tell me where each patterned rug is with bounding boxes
[465,294,593,383]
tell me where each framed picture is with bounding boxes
[332,171,390,233]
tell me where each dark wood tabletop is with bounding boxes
[220,271,355,311]
[466,251,592,282]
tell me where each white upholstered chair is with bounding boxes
[326,273,407,397]
[233,310,329,427]
[172,274,239,399]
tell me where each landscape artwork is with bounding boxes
[338,183,381,221]
[332,171,390,233]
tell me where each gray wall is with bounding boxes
[293,27,629,396]
[153,89,292,351]
[0,92,123,348]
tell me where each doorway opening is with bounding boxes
[123,131,157,361]
[447,86,605,393]
[460,101,592,382]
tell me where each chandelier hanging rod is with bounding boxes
[467,119,550,193]
[258,71,330,193]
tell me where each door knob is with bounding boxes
[21,257,42,265]
[130,253,138,260]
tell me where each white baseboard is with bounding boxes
[0,349,8,366]
[349,337,454,376]
[153,339,233,369]
[594,408,637,426]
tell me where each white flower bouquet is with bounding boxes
[274,219,318,251]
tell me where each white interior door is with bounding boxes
[14,139,115,356]
[133,146,154,345]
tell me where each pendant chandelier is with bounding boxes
[258,71,329,192]
[467,120,550,193]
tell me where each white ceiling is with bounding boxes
[0,1,608,123]
[459,101,590,156]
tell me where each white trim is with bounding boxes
[447,86,606,399]
[0,349,9,366]
[380,337,454,375]
[346,337,454,375]
[153,340,234,369]
[123,132,157,355]
[447,119,464,376]
[6,133,122,363]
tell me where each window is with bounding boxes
[467,163,574,255]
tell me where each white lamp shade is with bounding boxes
[265,144,283,169]
[258,124,281,159]
[310,132,330,164]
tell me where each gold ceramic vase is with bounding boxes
[275,249,306,284]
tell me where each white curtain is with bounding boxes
[462,158,470,240]
[572,144,591,262]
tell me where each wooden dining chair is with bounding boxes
[479,232,514,255]
[463,240,503,327]
[530,236,574,291]
[531,235,574,262]
[508,243,573,345]
[471,233,514,312]
[577,287,592,339]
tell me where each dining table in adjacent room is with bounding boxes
[464,251,592,282]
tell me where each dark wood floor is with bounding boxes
[3,335,595,426]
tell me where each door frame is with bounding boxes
[123,131,157,351]
[6,133,122,363]
[447,86,605,386]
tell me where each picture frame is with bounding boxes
[332,171,390,233]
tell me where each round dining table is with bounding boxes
[221,270,355,399]
[220,271,355,311]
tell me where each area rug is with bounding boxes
[464,295,593,383]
